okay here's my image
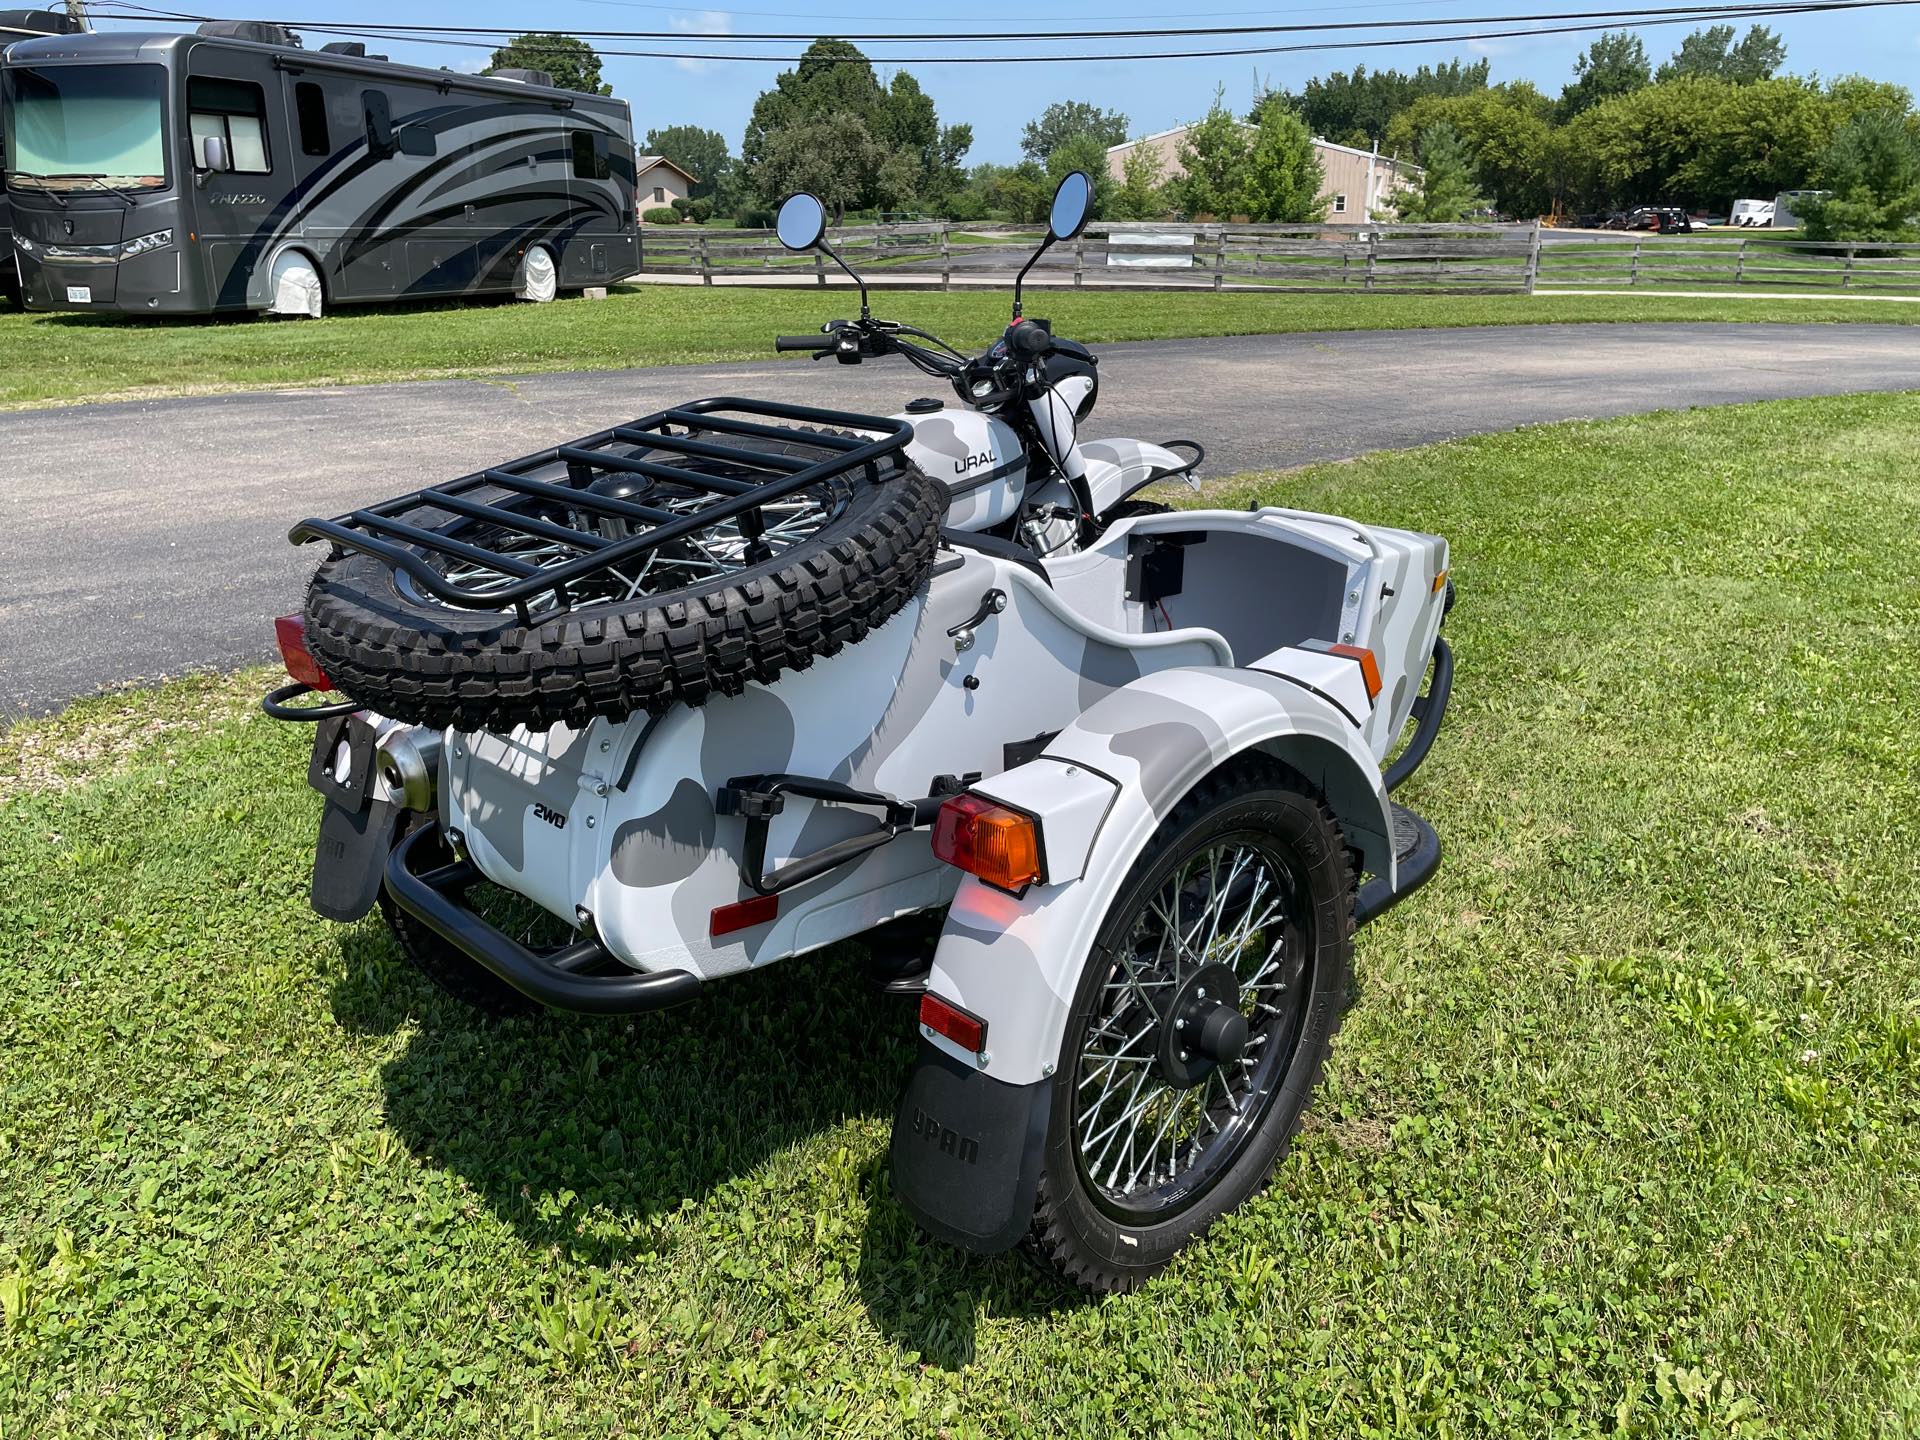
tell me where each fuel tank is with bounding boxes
[896,404,1028,532]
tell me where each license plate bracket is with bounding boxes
[307,716,399,921]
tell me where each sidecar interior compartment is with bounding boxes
[1043,507,1374,664]
[288,396,914,620]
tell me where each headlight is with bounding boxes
[14,233,34,253]
[119,229,173,258]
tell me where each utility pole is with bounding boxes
[64,1,91,31]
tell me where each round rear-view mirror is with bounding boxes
[1048,171,1093,242]
[775,192,827,252]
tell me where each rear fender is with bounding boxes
[923,665,1390,1090]
[890,666,1389,1250]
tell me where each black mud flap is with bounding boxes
[890,1040,1051,1255]
[312,795,400,922]
[306,713,399,923]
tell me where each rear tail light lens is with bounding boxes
[274,614,330,690]
[920,992,986,1053]
[931,794,1042,891]
[709,893,777,938]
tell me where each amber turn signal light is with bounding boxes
[931,794,1042,891]
[1328,643,1383,703]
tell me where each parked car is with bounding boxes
[1624,207,1692,234]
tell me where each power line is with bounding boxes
[89,0,1902,42]
[85,0,1906,62]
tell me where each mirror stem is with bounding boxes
[817,240,870,322]
[1012,236,1053,320]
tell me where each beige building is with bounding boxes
[635,156,699,212]
[1106,125,1419,224]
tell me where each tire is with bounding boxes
[303,432,944,732]
[375,816,553,1018]
[267,248,324,319]
[515,244,558,303]
[1025,755,1355,1294]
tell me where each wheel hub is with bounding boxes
[1155,961,1247,1089]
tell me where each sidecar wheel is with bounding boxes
[1025,757,1355,1294]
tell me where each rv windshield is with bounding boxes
[3,64,168,191]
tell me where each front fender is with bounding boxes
[925,664,1391,1090]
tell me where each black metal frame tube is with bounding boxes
[384,822,703,1015]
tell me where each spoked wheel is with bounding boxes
[376,816,578,1017]
[1027,757,1355,1294]
[302,430,943,731]
[399,466,856,623]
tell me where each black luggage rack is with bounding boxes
[289,397,914,623]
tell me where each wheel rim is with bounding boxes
[1071,832,1315,1221]
[396,469,852,618]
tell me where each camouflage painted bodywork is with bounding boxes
[436,501,1446,1076]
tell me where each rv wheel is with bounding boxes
[516,245,558,303]
[267,249,324,319]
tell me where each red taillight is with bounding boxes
[931,793,1042,891]
[274,614,329,690]
[920,992,986,1052]
[710,893,777,938]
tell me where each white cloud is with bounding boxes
[670,11,732,74]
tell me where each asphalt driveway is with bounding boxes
[4,321,1916,718]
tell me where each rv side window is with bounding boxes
[571,130,609,181]
[188,76,271,173]
[295,82,329,157]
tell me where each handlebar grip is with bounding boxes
[775,334,834,352]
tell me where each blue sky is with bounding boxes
[98,2,1920,162]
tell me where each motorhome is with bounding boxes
[0,7,79,303]
[0,21,640,316]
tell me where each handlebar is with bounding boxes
[775,334,835,352]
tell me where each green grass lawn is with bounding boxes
[4,286,1917,410]
[4,393,1919,1436]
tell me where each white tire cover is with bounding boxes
[267,251,323,319]
[516,245,558,302]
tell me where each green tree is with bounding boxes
[1112,140,1167,220]
[753,112,885,223]
[1559,31,1649,120]
[1825,75,1917,129]
[1241,104,1326,222]
[742,39,885,177]
[1020,101,1130,163]
[643,125,730,200]
[1678,77,1829,209]
[1046,134,1117,221]
[1173,90,1252,218]
[873,147,924,212]
[1391,123,1488,221]
[1264,59,1488,148]
[1004,162,1054,223]
[486,33,611,96]
[1384,83,1555,216]
[1799,109,1920,242]
[1656,24,1785,84]
[741,40,966,211]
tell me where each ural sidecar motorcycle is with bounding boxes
[268,173,1456,1293]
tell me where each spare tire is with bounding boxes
[302,431,944,732]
